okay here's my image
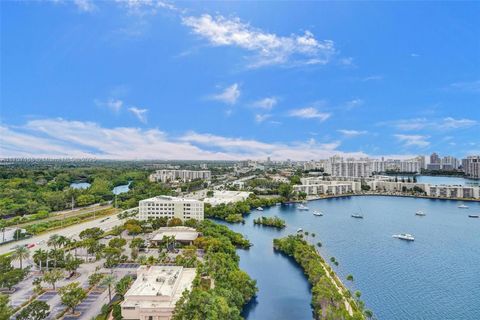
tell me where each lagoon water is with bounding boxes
[112,181,131,195]
[222,196,480,320]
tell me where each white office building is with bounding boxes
[121,266,196,320]
[138,196,204,221]
[149,170,211,183]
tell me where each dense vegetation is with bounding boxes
[0,166,172,218]
[173,220,256,319]
[273,235,367,320]
[253,216,286,228]
[204,195,281,222]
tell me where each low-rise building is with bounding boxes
[149,170,211,183]
[294,178,361,196]
[138,196,204,221]
[121,266,196,320]
[203,190,252,206]
[150,227,199,246]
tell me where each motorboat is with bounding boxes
[458,204,469,209]
[392,233,415,241]
[351,214,363,219]
[297,204,309,211]
[296,228,303,233]
[313,210,323,216]
[468,214,479,218]
[256,207,264,211]
[415,211,426,216]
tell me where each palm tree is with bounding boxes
[33,249,48,272]
[12,245,30,269]
[47,234,60,249]
[101,274,116,302]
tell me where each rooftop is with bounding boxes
[141,195,202,203]
[123,266,196,308]
[151,226,199,242]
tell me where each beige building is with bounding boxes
[138,196,204,222]
[150,227,199,246]
[121,266,196,320]
[149,170,211,183]
[294,178,361,196]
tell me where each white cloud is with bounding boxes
[442,117,477,129]
[344,98,364,110]
[410,53,420,58]
[252,97,277,110]
[255,114,271,123]
[385,117,477,131]
[1,119,366,160]
[338,129,367,137]
[210,84,240,105]
[289,107,331,121]
[128,107,148,123]
[73,0,96,12]
[95,98,123,112]
[362,75,383,82]
[395,134,430,148]
[115,0,180,15]
[182,14,335,68]
[448,80,480,93]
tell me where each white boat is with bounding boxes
[313,210,323,216]
[392,233,415,241]
[256,207,264,211]
[351,213,363,219]
[458,204,469,209]
[415,211,426,216]
[297,204,309,211]
[468,214,479,218]
[296,228,303,233]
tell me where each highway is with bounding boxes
[0,213,126,256]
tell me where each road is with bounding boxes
[0,214,125,256]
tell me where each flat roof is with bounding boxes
[122,266,196,309]
[151,227,199,242]
[140,195,202,203]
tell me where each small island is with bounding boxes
[253,216,286,228]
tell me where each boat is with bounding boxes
[351,214,363,219]
[392,233,415,241]
[296,228,303,233]
[313,210,323,216]
[256,207,264,211]
[468,214,479,218]
[415,211,426,216]
[458,204,469,209]
[297,204,309,211]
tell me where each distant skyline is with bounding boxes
[1,1,479,160]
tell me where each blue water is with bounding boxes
[223,196,480,320]
[70,182,91,189]
[401,175,479,186]
[112,181,131,195]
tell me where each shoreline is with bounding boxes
[305,192,480,203]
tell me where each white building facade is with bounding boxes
[121,266,196,320]
[149,170,211,183]
[138,196,204,221]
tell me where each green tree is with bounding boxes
[101,274,116,302]
[12,245,30,269]
[16,300,50,320]
[79,227,103,240]
[346,274,354,281]
[0,294,12,320]
[278,183,293,200]
[42,269,64,290]
[115,275,133,299]
[58,282,86,314]
[64,254,82,274]
[108,237,127,249]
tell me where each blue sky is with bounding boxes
[1,0,479,160]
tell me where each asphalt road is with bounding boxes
[0,214,125,256]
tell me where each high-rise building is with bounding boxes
[149,170,211,183]
[427,152,441,170]
[462,156,480,179]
